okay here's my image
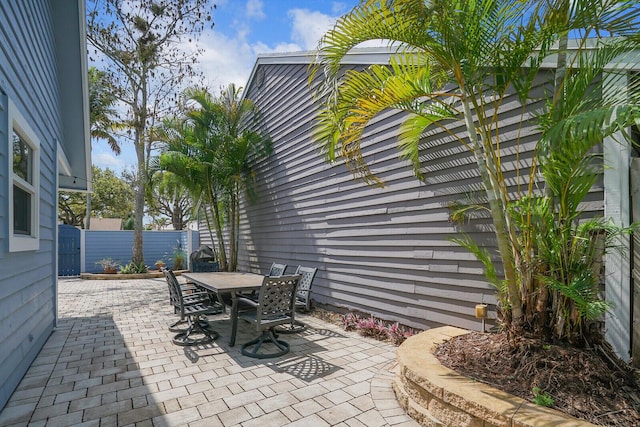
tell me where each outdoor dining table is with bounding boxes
[181,272,264,346]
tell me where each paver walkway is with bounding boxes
[0,278,418,427]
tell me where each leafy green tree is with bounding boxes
[87,0,215,264]
[146,170,194,230]
[58,166,134,226]
[58,191,87,227]
[91,167,135,219]
[312,0,640,344]
[160,85,271,271]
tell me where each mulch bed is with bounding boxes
[435,332,640,426]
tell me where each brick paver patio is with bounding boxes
[0,277,417,426]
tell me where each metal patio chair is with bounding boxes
[269,262,287,276]
[276,265,318,334]
[238,274,301,359]
[239,262,289,302]
[164,269,221,332]
[164,269,222,346]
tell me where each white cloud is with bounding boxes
[331,2,352,15]
[93,152,126,171]
[288,9,339,50]
[196,27,306,92]
[253,41,303,55]
[195,31,256,91]
[246,0,265,20]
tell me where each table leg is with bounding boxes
[230,291,238,346]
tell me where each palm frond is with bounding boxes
[450,234,501,290]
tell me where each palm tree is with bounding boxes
[159,103,228,270]
[213,84,272,270]
[312,0,640,343]
[86,67,121,229]
[160,85,271,271]
[88,67,120,154]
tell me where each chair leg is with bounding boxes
[241,329,289,359]
[168,317,210,333]
[275,319,307,334]
[173,315,219,346]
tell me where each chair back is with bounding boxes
[294,266,318,311]
[163,269,184,314]
[268,262,287,276]
[255,275,300,325]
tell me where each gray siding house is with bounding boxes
[201,48,636,361]
[0,0,90,410]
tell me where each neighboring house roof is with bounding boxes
[89,218,122,230]
[53,1,91,192]
[243,47,397,98]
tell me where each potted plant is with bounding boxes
[155,259,166,271]
[173,250,185,270]
[95,257,120,274]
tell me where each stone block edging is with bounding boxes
[79,269,189,280]
[394,326,595,426]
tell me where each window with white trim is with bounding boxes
[8,100,39,252]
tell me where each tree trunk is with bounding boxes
[209,189,228,271]
[229,189,237,272]
[132,125,145,264]
[172,201,182,230]
[461,97,523,325]
[85,193,92,230]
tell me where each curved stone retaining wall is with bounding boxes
[393,326,595,426]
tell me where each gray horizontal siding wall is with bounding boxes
[201,61,605,334]
[0,0,63,410]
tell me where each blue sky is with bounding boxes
[92,0,358,172]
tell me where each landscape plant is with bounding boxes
[95,257,120,273]
[341,312,414,345]
[312,0,640,346]
[159,85,272,271]
[119,261,149,274]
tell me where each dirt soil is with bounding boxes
[435,332,640,426]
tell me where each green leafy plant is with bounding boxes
[95,257,120,272]
[173,249,185,270]
[119,261,148,274]
[532,387,555,407]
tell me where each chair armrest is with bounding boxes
[236,296,259,308]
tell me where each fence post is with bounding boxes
[186,230,194,270]
[80,228,86,273]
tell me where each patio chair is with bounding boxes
[164,269,222,346]
[237,274,301,359]
[269,262,287,276]
[165,271,220,333]
[276,266,318,334]
[239,262,288,302]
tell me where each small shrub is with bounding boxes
[95,257,120,271]
[341,312,417,346]
[532,386,554,407]
[388,322,413,346]
[342,312,359,331]
[119,261,148,274]
[356,315,389,340]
